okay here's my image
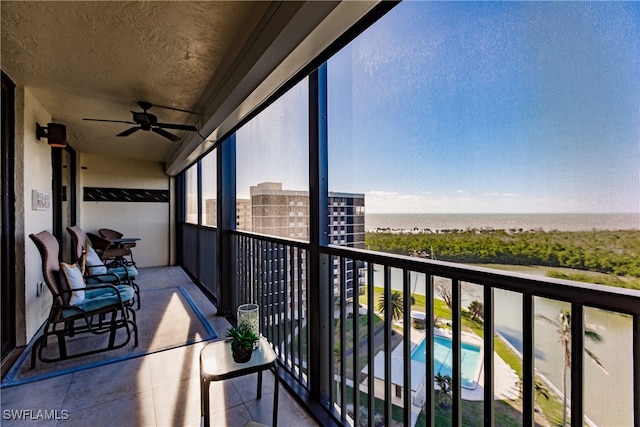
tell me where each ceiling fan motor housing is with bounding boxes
[132,111,157,126]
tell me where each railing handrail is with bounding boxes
[231,227,640,315]
[230,230,640,427]
[322,243,640,316]
[233,229,311,249]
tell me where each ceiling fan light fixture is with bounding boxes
[36,123,67,148]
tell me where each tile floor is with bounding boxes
[1,267,319,427]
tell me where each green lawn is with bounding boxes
[357,285,564,426]
[292,284,565,425]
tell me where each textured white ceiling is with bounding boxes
[1,1,378,170]
[1,1,272,162]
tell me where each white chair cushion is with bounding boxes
[86,246,108,275]
[60,262,86,305]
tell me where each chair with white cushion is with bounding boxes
[67,225,140,309]
[28,231,138,368]
[99,228,137,267]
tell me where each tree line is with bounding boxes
[365,229,640,278]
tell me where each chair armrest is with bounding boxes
[58,282,128,307]
[84,272,121,284]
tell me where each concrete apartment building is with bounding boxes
[248,182,365,300]
[248,182,365,247]
[204,182,365,302]
[204,198,251,230]
[250,182,309,239]
[203,182,365,251]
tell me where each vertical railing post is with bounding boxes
[452,278,462,426]
[352,257,360,426]
[634,314,640,427]
[522,293,534,426]
[286,245,294,369]
[483,286,495,424]
[402,270,412,424]
[367,263,376,427]
[571,303,584,425]
[308,64,331,404]
[217,134,236,316]
[339,256,347,423]
[268,241,274,341]
[425,274,434,427]
[297,247,304,381]
[383,266,392,427]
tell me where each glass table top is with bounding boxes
[200,336,276,379]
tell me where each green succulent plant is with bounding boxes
[226,324,258,352]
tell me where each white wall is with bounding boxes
[16,88,55,344]
[11,91,174,346]
[78,154,172,267]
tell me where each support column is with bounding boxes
[308,64,330,403]
[217,135,237,315]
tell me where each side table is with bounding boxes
[200,336,279,427]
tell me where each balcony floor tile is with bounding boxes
[1,266,319,427]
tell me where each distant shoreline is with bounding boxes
[365,212,640,233]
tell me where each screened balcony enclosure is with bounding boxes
[178,2,640,425]
[3,1,640,427]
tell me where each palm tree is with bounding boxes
[468,300,483,321]
[536,310,606,427]
[377,290,404,322]
[434,373,453,409]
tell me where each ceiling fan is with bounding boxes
[83,101,198,141]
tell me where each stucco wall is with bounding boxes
[16,88,55,344]
[11,90,174,346]
[78,153,172,267]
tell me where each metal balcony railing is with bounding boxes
[319,245,640,427]
[187,228,640,426]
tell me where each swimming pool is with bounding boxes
[411,334,482,389]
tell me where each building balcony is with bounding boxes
[0,266,319,427]
[3,226,639,427]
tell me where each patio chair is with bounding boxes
[98,228,123,240]
[67,226,140,309]
[87,232,131,267]
[99,228,137,267]
[28,231,138,368]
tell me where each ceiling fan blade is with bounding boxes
[156,122,198,131]
[117,127,141,137]
[152,127,181,141]
[83,118,136,125]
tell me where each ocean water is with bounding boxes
[365,213,640,232]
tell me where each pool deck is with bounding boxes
[430,328,520,401]
[361,326,520,427]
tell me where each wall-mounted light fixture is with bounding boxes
[36,123,67,148]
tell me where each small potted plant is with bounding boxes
[226,324,258,363]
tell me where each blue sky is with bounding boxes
[327,1,640,214]
[235,2,639,214]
